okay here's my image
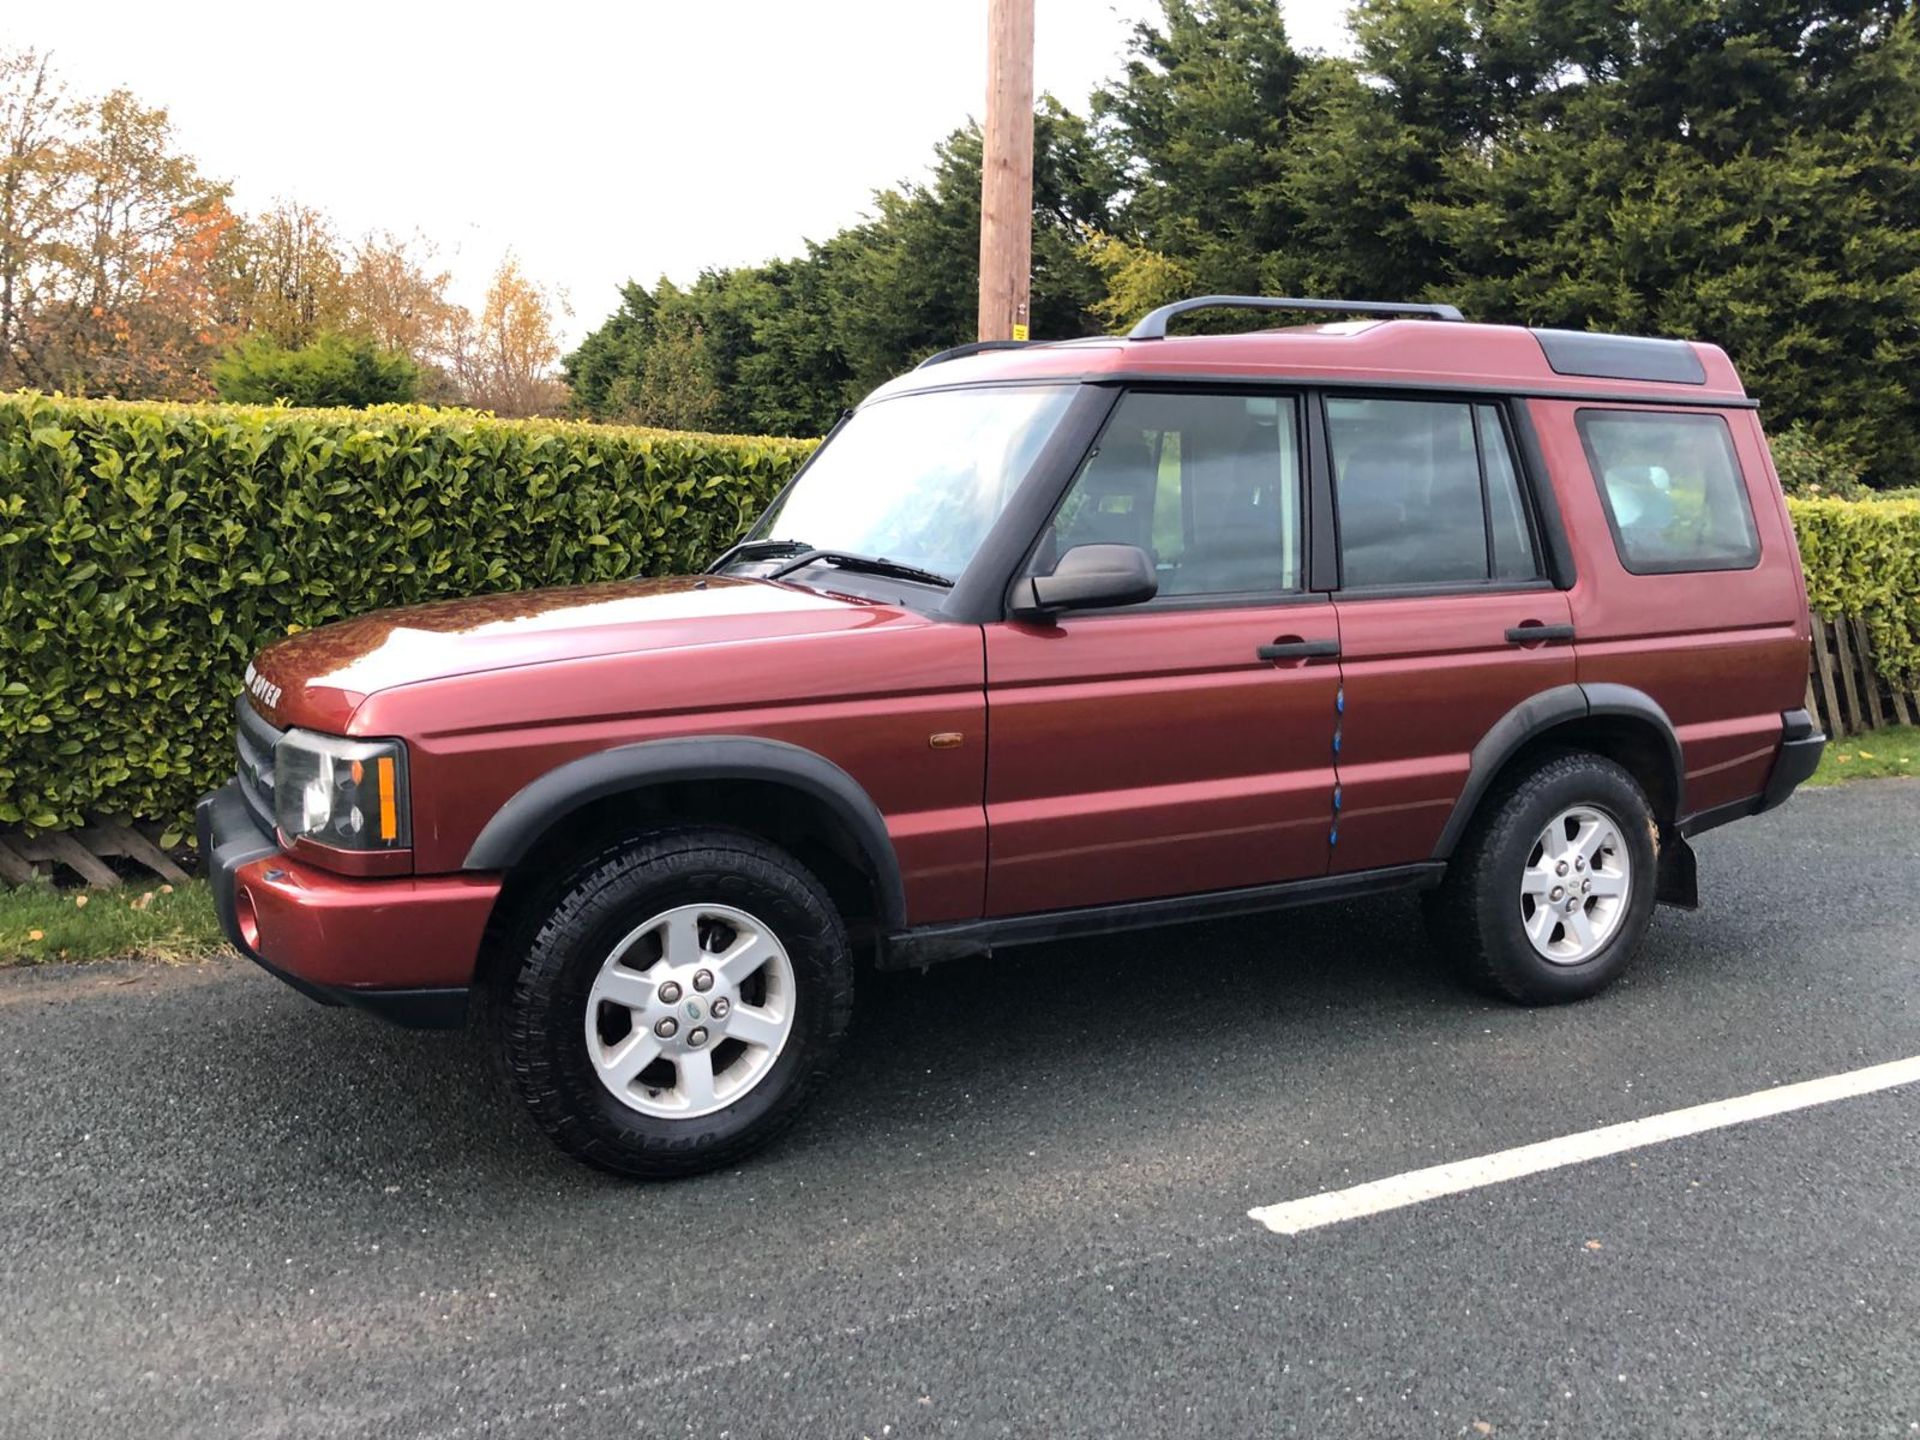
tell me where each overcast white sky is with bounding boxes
[11,1,1354,346]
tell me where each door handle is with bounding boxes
[1257,638,1341,661]
[1505,623,1576,644]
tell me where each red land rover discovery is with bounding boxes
[197,296,1826,1177]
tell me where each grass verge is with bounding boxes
[0,878,224,967]
[1806,724,1920,787]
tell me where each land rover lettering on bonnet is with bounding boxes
[242,663,282,713]
[197,296,1825,1177]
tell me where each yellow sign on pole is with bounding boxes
[1011,324,1029,342]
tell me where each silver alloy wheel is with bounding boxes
[583,902,796,1119]
[1519,804,1632,964]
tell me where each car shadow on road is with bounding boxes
[167,867,1811,1209]
[842,895,1459,1082]
[200,893,1491,1185]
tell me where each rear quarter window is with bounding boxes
[1576,410,1759,574]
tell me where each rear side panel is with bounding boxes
[1531,399,1811,819]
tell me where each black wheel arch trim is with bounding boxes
[1433,683,1685,859]
[461,736,908,930]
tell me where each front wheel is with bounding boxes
[492,828,854,1178]
[1427,750,1659,1005]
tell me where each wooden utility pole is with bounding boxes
[978,0,1035,342]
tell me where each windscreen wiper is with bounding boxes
[707,537,813,572]
[766,548,954,589]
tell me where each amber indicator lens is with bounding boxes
[377,756,398,841]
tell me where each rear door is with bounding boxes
[983,388,1340,915]
[1324,394,1577,872]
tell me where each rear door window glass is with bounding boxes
[1577,410,1759,573]
[1327,397,1542,588]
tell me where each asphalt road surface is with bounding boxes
[4,782,1918,1440]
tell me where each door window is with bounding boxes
[1577,410,1760,573]
[1327,397,1542,588]
[1032,391,1302,598]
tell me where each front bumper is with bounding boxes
[196,781,499,1030]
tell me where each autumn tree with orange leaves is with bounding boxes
[1,50,232,396]
[2,47,570,412]
[344,230,465,364]
[450,256,568,417]
[0,49,66,388]
[217,200,348,350]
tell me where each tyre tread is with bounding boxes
[492,826,854,1178]
[1429,748,1657,1005]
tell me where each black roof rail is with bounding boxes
[1127,295,1465,341]
[916,339,1033,370]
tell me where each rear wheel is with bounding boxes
[1427,750,1659,1005]
[492,827,854,1177]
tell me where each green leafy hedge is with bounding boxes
[1787,496,1920,688]
[0,393,814,833]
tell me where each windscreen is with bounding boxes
[753,384,1075,581]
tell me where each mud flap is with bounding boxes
[1656,828,1699,910]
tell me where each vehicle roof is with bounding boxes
[866,319,1749,407]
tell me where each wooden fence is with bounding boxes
[1807,612,1916,740]
[0,821,191,891]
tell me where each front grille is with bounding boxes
[234,696,283,837]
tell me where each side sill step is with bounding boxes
[881,862,1445,970]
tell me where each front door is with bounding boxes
[1323,394,1577,872]
[983,388,1340,916]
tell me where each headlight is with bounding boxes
[274,731,411,851]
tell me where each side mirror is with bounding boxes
[1008,543,1158,620]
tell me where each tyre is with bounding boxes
[492,827,854,1178]
[1427,749,1658,1005]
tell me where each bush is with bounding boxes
[0,393,814,832]
[1788,497,1920,685]
[213,332,422,408]
[1768,424,1873,500]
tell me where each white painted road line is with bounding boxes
[1249,1053,1920,1237]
